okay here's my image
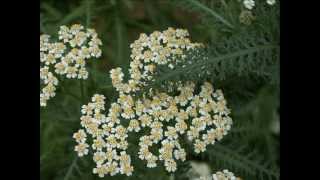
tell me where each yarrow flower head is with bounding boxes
[242,0,276,10]
[196,169,240,180]
[40,24,102,107]
[239,0,276,25]
[239,10,255,25]
[73,28,232,177]
[110,27,202,94]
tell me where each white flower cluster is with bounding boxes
[74,94,134,177]
[196,169,240,180]
[73,28,232,177]
[243,0,276,10]
[75,82,232,177]
[40,35,62,107]
[136,82,232,172]
[40,24,102,107]
[110,27,202,94]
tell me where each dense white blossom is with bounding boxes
[195,169,240,180]
[40,24,102,107]
[73,28,232,177]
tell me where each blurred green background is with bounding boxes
[40,0,279,180]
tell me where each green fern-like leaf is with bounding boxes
[142,33,279,94]
[207,143,279,180]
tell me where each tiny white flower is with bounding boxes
[243,0,255,10]
[74,143,89,157]
[267,0,276,5]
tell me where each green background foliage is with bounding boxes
[40,0,279,179]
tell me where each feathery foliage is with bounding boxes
[144,32,279,95]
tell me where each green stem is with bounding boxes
[169,174,174,180]
[85,0,91,28]
[220,0,234,23]
[63,156,78,180]
[80,80,85,104]
[185,0,234,29]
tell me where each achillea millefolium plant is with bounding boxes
[40,0,279,180]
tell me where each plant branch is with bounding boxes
[63,156,78,180]
[184,0,234,29]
